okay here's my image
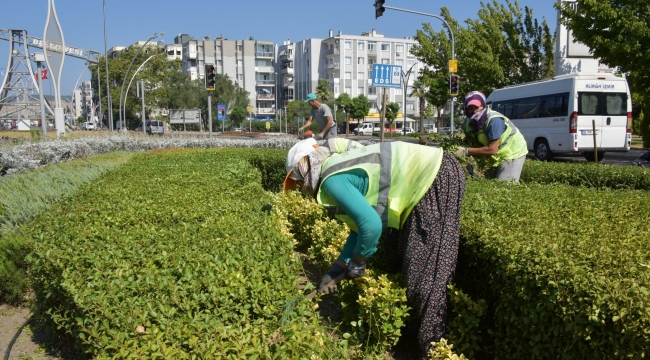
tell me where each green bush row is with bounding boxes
[520,160,650,190]
[25,149,352,358]
[0,152,133,304]
[457,179,650,359]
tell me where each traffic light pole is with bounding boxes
[377,5,456,135]
[207,92,213,139]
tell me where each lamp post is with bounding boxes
[31,53,48,137]
[401,63,417,136]
[378,5,456,135]
[123,53,165,131]
[118,32,164,132]
[102,0,112,132]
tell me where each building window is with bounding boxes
[407,101,415,112]
[368,87,377,95]
[358,42,364,50]
[334,86,339,94]
[237,74,243,81]
[345,56,352,65]
[345,86,351,94]
[396,44,404,53]
[358,57,364,65]
[217,60,222,67]
[237,44,243,52]
[345,72,351,79]
[307,60,310,67]
[216,45,221,53]
[381,58,389,64]
[395,59,403,66]
[381,43,390,51]
[371,101,377,109]
[345,41,352,49]
[358,71,364,79]
[368,42,377,51]
[407,59,415,67]
[407,43,414,52]
[237,59,243,67]
[358,86,364,95]
[407,86,414,95]
[395,88,402,95]
[328,58,333,65]
[368,70,372,79]
[368,58,375,65]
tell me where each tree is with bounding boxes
[350,95,371,125]
[230,106,247,127]
[316,79,331,101]
[335,93,353,134]
[384,102,400,136]
[410,79,428,132]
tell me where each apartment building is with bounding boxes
[292,38,323,104]
[179,36,276,120]
[71,80,94,120]
[276,40,295,108]
[318,29,423,118]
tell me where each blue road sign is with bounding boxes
[372,64,402,88]
[217,104,226,121]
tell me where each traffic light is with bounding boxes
[205,64,216,91]
[374,0,385,19]
[450,74,460,97]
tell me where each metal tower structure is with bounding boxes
[0,28,101,124]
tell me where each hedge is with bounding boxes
[521,160,650,190]
[457,179,650,359]
[25,149,352,358]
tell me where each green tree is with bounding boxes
[335,93,353,134]
[230,106,247,127]
[385,102,401,136]
[316,79,331,101]
[410,79,428,132]
[350,95,371,124]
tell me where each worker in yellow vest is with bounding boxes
[283,139,466,358]
[456,91,528,182]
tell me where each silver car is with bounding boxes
[146,120,164,135]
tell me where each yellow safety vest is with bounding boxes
[461,111,528,167]
[316,142,444,231]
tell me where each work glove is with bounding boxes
[318,263,346,294]
[313,133,324,140]
[345,258,367,279]
[454,146,468,157]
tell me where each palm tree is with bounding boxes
[316,79,331,101]
[410,79,428,133]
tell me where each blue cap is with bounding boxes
[304,93,317,103]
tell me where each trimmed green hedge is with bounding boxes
[521,160,650,190]
[457,179,650,359]
[26,149,351,358]
[0,152,133,304]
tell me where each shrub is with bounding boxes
[456,179,650,359]
[521,160,650,190]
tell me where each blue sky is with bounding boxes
[0,0,558,97]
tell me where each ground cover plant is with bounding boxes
[0,152,133,304]
[24,149,354,358]
[521,160,650,190]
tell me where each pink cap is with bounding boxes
[466,99,482,108]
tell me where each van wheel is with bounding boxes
[584,151,605,162]
[534,139,553,161]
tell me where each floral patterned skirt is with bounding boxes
[385,152,466,358]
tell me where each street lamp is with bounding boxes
[122,53,165,134]
[102,0,112,132]
[30,52,48,137]
[118,31,164,132]
[376,5,456,134]
[401,63,417,136]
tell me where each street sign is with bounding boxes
[265,122,270,130]
[448,59,458,73]
[217,104,226,121]
[371,64,402,88]
[247,105,253,113]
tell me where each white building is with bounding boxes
[71,80,94,122]
[180,36,277,120]
[277,40,295,108]
[292,29,424,120]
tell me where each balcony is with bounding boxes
[279,54,293,63]
[256,79,275,86]
[326,47,340,56]
[256,108,275,114]
[256,51,274,58]
[326,63,340,70]
[280,67,294,75]
[257,93,275,101]
[283,79,294,87]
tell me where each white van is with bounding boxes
[354,122,382,135]
[486,73,632,161]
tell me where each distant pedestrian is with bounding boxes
[299,93,337,140]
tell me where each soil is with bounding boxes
[0,305,58,360]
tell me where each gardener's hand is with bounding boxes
[318,262,346,294]
[313,133,324,140]
[345,257,366,279]
[454,147,469,157]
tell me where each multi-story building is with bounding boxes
[277,40,295,108]
[292,38,323,104]
[179,36,277,120]
[71,80,94,121]
[318,29,423,119]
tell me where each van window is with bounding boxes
[493,92,568,119]
[513,97,542,119]
[578,92,627,116]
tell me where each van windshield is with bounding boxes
[578,92,627,116]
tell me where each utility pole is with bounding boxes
[139,80,145,133]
